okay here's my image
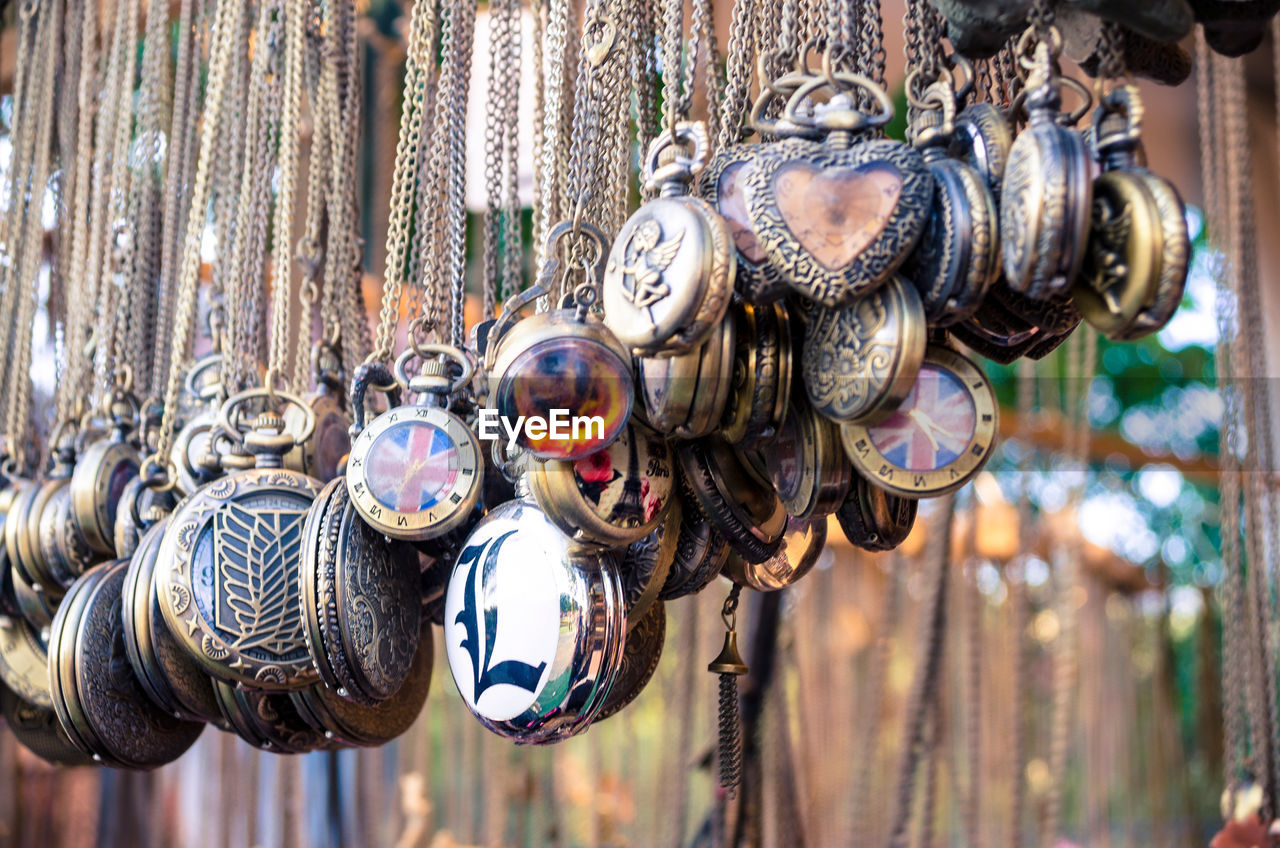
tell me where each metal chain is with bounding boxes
[482,0,523,315]
[718,0,757,150]
[533,0,569,280]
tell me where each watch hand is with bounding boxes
[908,408,941,453]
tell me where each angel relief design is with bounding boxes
[1082,195,1133,315]
[618,219,684,312]
[213,502,309,658]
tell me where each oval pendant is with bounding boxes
[443,496,625,743]
[802,276,927,423]
[841,345,998,498]
[300,477,421,705]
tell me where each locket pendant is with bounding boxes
[999,65,1094,300]
[744,76,933,309]
[699,144,790,303]
[156,390,323,691]
[300,476,421,706]
[443,492,625,744]
[1072,86,1190,341]
[802,276,927,424]
[346,348,483,542]
[603,122,735,357]
[69,394,142,558]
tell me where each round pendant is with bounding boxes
[156,467,322,690]
[48,561,204,768]
[1114,170,1189,341]
[902,157,1000,326]
[13,477,70,597]
[289,622,433,748]
[595,600,665,722]
[636,313,735,439]
[0,682,94,765]
[443,497,625,743]
[763,396,852,519]
[0,610,52,709]
[657,495,731,600]
[122,518,223,724]
[616,509,679,628]
[949,102,1013,203]
[346,404,482,541]
[999,101,1093,300]
[489,310,634,460]
[677,437,787,564]
[300,477,421,705]
[700,144,790,303]
[841,345,998,498]
[835,472,919,551]
[69,434,140,557]
[802,276,926,423]
[720,301,793,449]
[171,410,226,497]
[744,135,934,308]
[37,487,95,590]
[723,516,826,591]
[284,388,350,483]
[527,420,674,549]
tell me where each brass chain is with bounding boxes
[482,0,523,316]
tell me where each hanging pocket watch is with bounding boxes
[901,76,1001,327]
[951,278,1082,365]
[656,494,731,601]
[594,600,665,722]
[284,340,351,482]
[761,393,852,519]
[69,392,141,558]
[8,426,79,597]
[802,276,927,424]
[636,304,736,439]
[526,420,675,549]
[841,344,998,498]
[616,507,680,628]
[744,73,934,309]
[48,560,205,768]
[37,486,96,591]
[0,608,53,709]
[487,222,634,460]
[723,516,827,592]
[0,681,95,766]
[443,492,625,744]
[677,436,787,564]
[1072,86,1190,341]
[835,472,919,551]
[156,389,323,692]
[699,144,789,303]
[999,37,1094,301]
[299,474,421,706]
[719,301,793,450]
[949,101,1013,204]
[346,346,483,542]
[602,122,734,357]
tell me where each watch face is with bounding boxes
[366,421,461,512]
[869,365,976,471]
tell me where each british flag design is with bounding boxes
[366,422,460,512]
[868,366,976,473]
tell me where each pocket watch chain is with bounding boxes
[482,0,524,316]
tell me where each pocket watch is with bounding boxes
[48,560,204,768]
[699,144,789,303]
[122,516,224,724]
[171,354,230,497]
[156,389,323,691]
[677,437,787,564]
[487,225,634,461]
[744,74,933,308]
[595,600,665,722]
[902,78,1001,327]
[37,486,96,591]
[527,420,674,549]
[720,301,793,449]
[657,494,731,601]
[949,101,1012,204]
[289,622,434,748]
[723,516,826,592]
[346,347,483,542]
[9,428,79,597]
[762,394,852,519]
[841,344,998,498]
[300,475,421,706]
[283,341,351,482]
[999,40,1093,300]
[616,508,680,628]
[114,468,176,559]
[443,493,625,744]
[951,278,1082,365]
[9,554,56,630]
[0,681,95,766]
[0,608,53,709]
[635,309,736,439]
[602,122,734,356]
[835,472,919,551]
[70,393,142,557]
[213,680,334,753]
[802,276,927,424]
[1072,86,1190,341]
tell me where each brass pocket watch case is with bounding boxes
[0,608,54,709]
[636,308,736,439]
[720,301,793,449]
[949,101,1013,204]
[836,472,920,551]
[0,681,94,766]
[677,436,787,563]
[595,600,666,722]
[657,495,731,601]
[699,143,790,303]
[723,516,827,592]
[69,394,142,558]
[763,394,852,519]
[283,342,351,482]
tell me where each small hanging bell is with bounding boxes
[708,629,748,676]
[710,585,748,797]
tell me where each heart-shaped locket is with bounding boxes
[743,79,933,309]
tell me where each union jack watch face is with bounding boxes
[840,346,997,498]
[346,405,482,541]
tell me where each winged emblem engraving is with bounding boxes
[618,219,684,310]
[1085,197,1132,314]
[455,529,548,704]
[213,502,308,657]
